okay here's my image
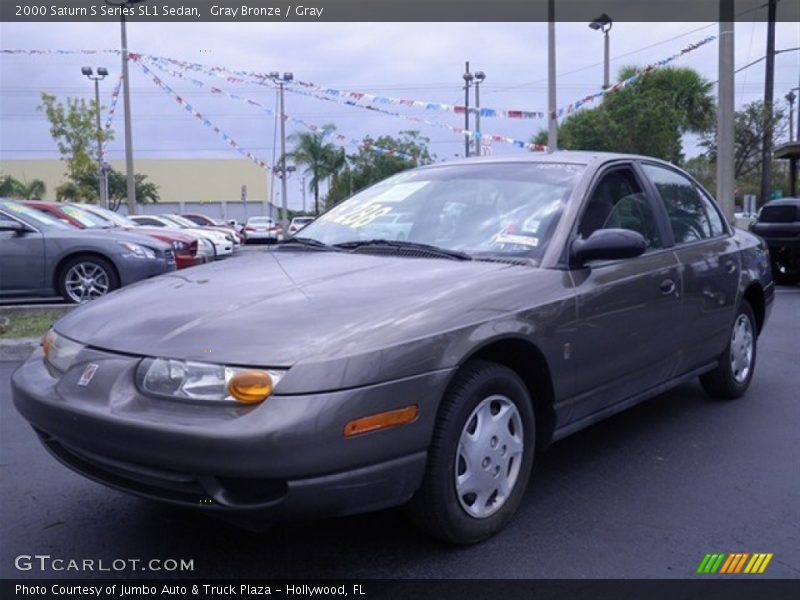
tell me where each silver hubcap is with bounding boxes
[455,395,524,519]
[730,314,754,383]
[65,262,110,303]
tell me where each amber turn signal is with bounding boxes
[42,330,55,358]
[343,405,419,437]
[227,370,273,404]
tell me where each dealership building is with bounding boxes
[0,158,289,221]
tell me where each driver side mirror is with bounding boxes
[570,228,647,266]
[0,221,27,234]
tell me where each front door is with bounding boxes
[0,211,46,295]
[564,164,684,423]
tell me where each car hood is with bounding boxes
[55,249,569,390]
[50,227,171,251]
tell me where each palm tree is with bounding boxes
[284,126,343,214]
[0,175,46,199]
[20,179,46,199]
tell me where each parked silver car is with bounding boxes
[0,200,175,302]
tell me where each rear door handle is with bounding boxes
[660,278,676,295]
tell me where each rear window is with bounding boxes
[759,205,797,223]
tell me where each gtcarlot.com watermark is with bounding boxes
[14,554,194,573]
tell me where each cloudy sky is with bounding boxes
[1,19,798,205]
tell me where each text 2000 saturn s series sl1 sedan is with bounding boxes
[12,152,774,544]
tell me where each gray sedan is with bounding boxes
[0,200,176,303]
[11,153,773,544]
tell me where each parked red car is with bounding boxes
[181,213,244,244]
[23,201,207,270]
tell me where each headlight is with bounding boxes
[172,240,189,252]
[137,358,285,405]
[117,241,156,259]
[197,238,214,256]
[43,330,85,373]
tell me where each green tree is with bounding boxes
[39,93,113,186]
[0,175,46,199]
[56,169,160,208]
[533,66,715,164]
[326,130,433,207]
[284,125,342,215]
[39,92,158,206]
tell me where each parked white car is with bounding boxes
[243,217,281,244]
[288,216,315,236]
[129,215,234,258]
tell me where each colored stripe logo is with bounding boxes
[697,553,773,574]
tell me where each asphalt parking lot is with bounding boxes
[1,286,798,580]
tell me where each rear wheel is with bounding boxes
[406,360,535,544]
[58,255,119,304]
[700,301,757,399]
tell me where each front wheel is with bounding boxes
[58,255,119,304]
[700,301,758,399]
[405,360,535,544]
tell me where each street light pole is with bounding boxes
[787,90,797,142]
[463,62,473,158]
[82,66,109,209]
[589,14,613,89]
[474,71,486,156]
[272,72,293,226]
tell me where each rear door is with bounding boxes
[564,163,684,422]
[0,210,47,295]
[640,162,740,374]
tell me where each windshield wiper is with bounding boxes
[333,239,472,261]
[277,236,338,251]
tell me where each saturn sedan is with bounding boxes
[12,152,773,544]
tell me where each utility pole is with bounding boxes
[547,0,557,152]
[760,0,777,205]
[300,175,307,213]
[271,71,293,228]
[717,1,736,223]
[787,90,797,142]
[463,62,473,158]
[119,14,137,215]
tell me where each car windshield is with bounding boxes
[0,200,74,230]
[299,162,584,259]
[166,215,200,228]
[76,204,138,227]
[60,204,111,228]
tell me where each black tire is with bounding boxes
[57,255,119,303]
[405,360,535,545]
[700,300,758,399]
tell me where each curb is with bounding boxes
[0,337,41,362]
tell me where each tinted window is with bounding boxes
[643,164,724,244]
[578,168,662,249]
[759,204,798,223]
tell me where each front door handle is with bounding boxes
[725,260,738,274]
[660,278,676,295]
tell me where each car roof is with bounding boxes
[416,150,676,170]
[763,197,800,206]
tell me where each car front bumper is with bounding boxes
[11,348,452,519]
[116,254,176,286]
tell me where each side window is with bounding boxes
[577,168,662,249]
[642,164,723,244]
